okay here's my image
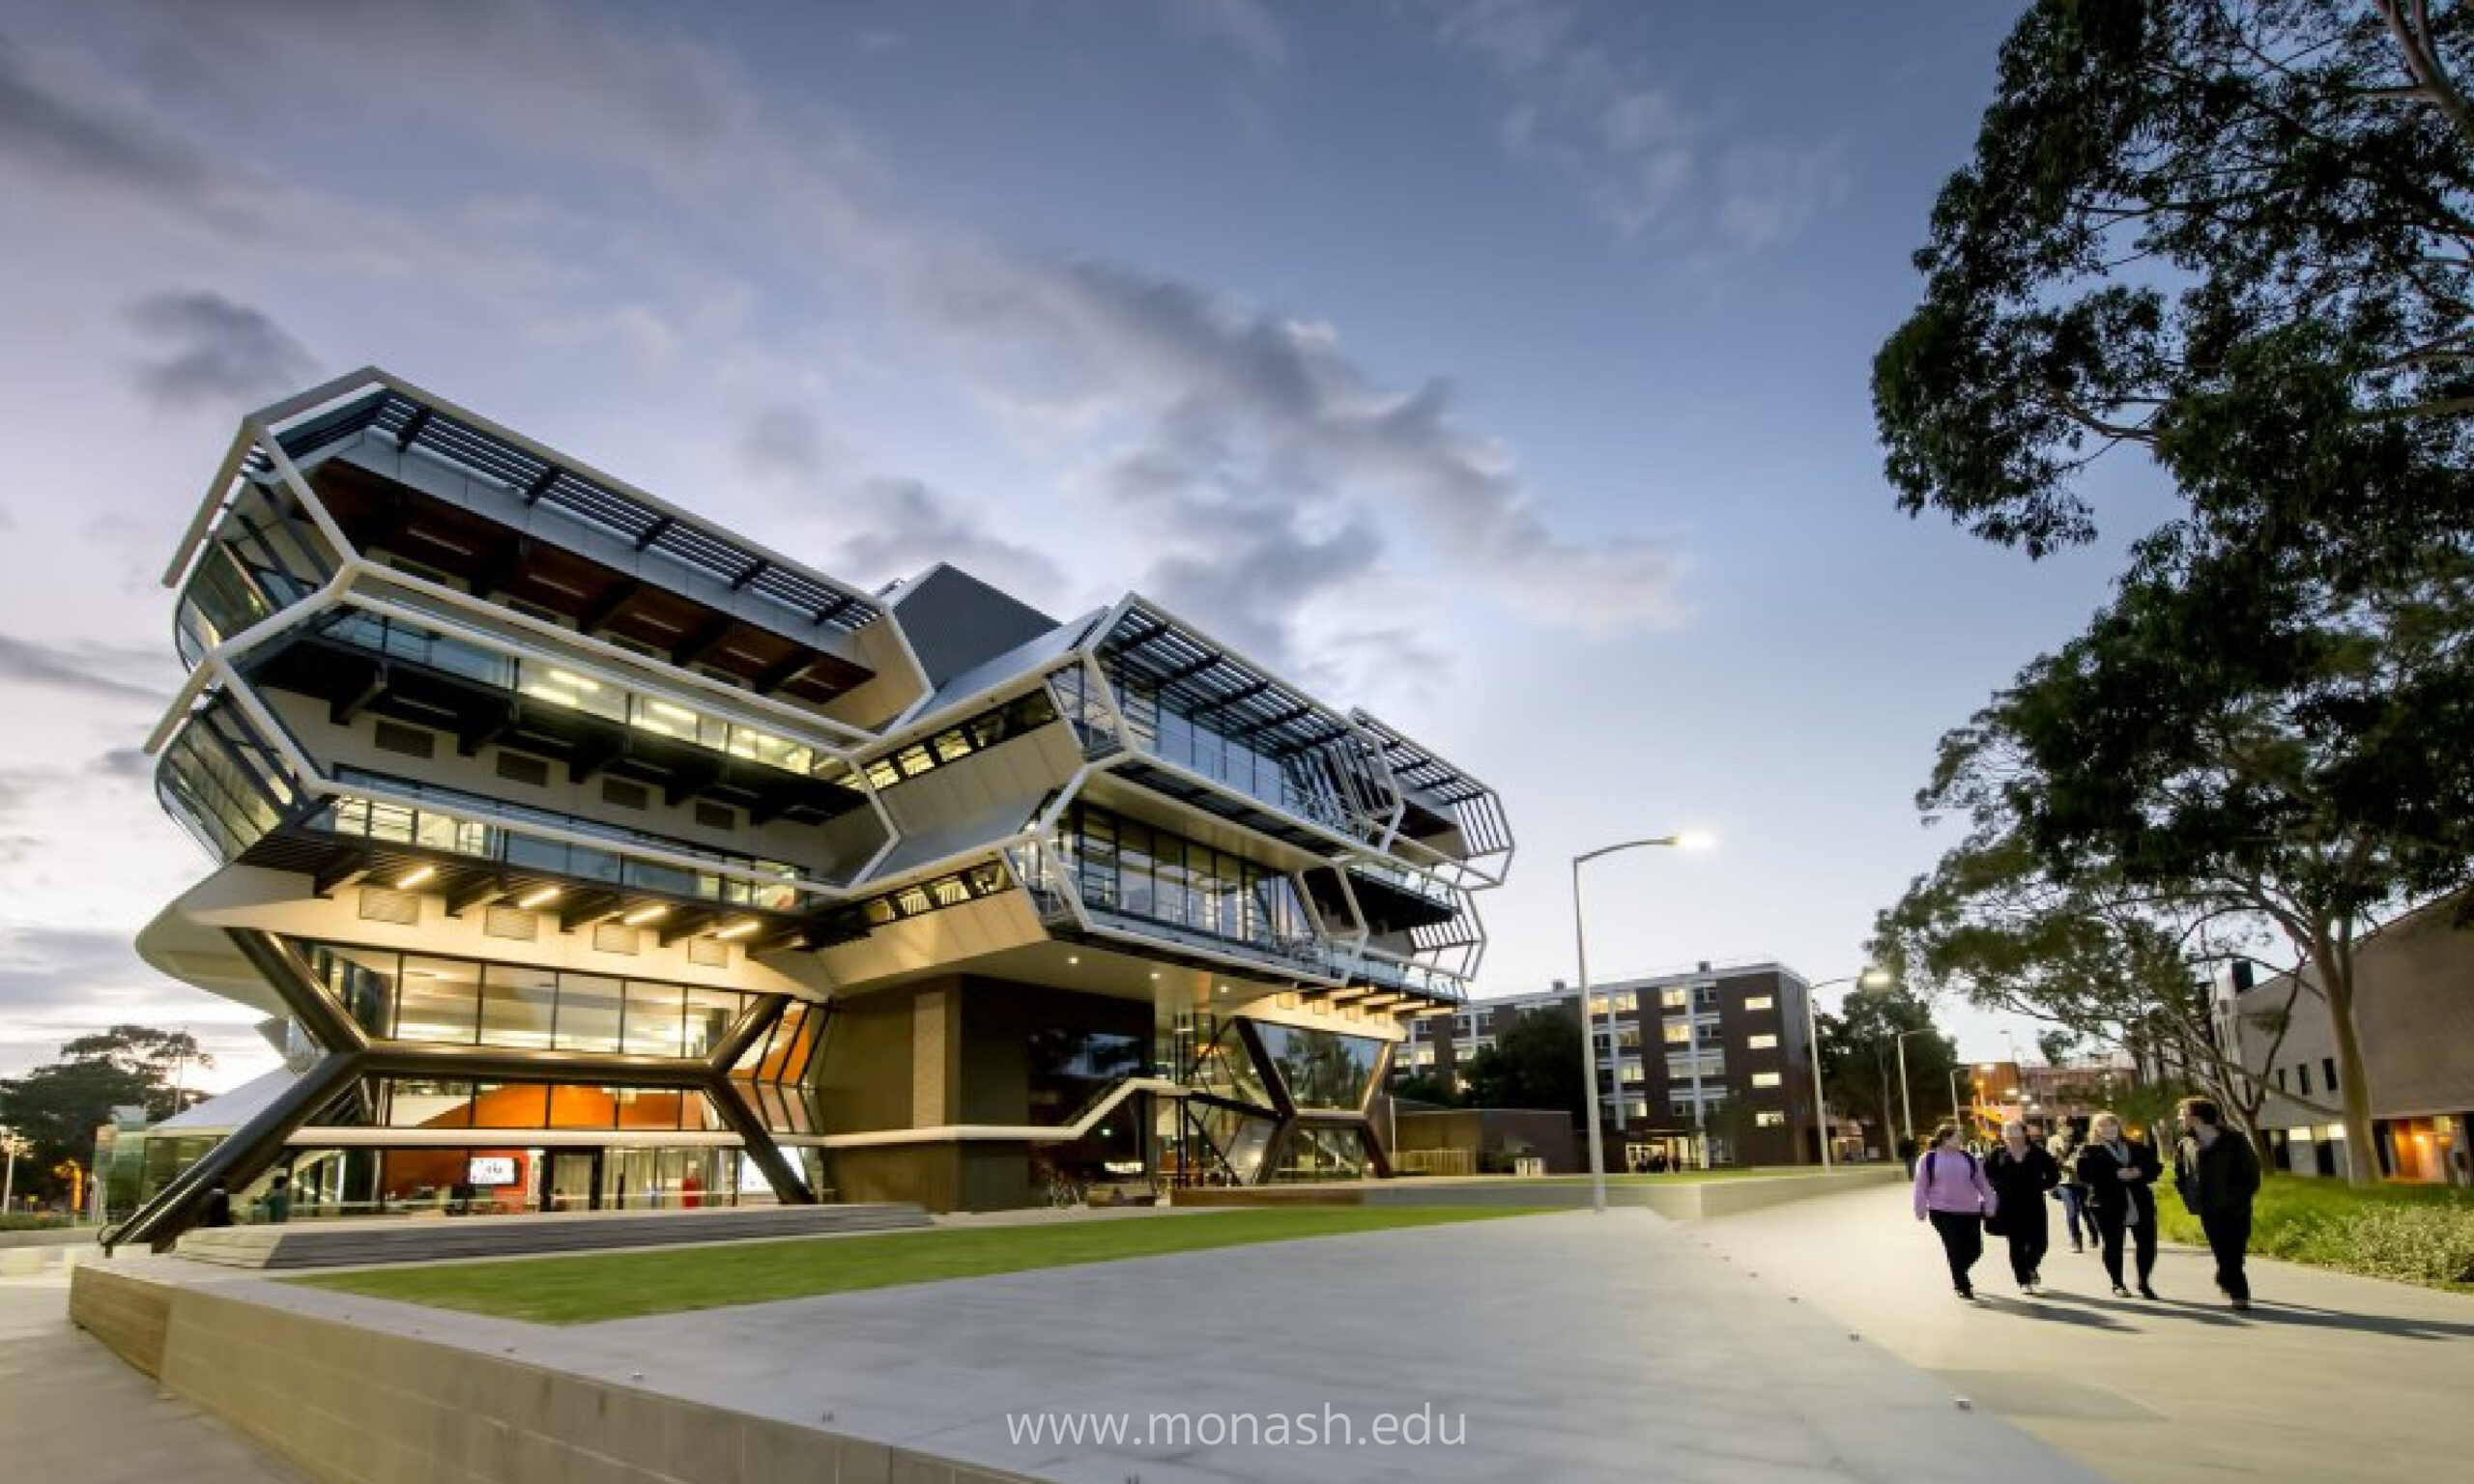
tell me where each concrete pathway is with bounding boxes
[1699,1183,2474,1484]
[0,1266,305,1484]
[212,1207,2110,1484]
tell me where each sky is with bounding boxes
[0,0,2180,1094]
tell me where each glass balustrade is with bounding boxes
[313,610,830,779]
[315,768,810,911]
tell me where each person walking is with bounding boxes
[2172,1096,2262,1311]
[1985,1118,2061,1295]
[197,1177,234,1229]
[2048,1127,2089,1252]
[257,1171,292,1225]
[2076,1111,2162,1298]
[1913,1122,1999,1300]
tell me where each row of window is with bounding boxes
[860,690,1059,789]
[304,939,754,1058]
[1424,985,1778,1040]
[1067,803,1314,953]
[2275,1057,2341,1099]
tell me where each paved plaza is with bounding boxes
[29,1193,2474,1482]
[1698,1183,2474,1484]
[140,1207,2105,1484]
[0,1262,303,1484]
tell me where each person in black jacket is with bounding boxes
[2173,1096,2263,1311]
[1985,1118,2062,1295]
[197,1178,234,1229]
[2076,1110,2164,1298]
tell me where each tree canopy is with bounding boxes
[1873,0,2474,1185]
[1459,1006,1588,1126]
[1815,983,1957,1158]
[0,1025,208,1206]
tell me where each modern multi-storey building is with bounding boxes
[2230,898,2474,1185]
[1392,960,1821,1168]
[114,367,1510,1245]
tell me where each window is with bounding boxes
[1755,1111,1786,1127]
[1664,1022,1693,1045]
[1743,995,1773,1012]
[1660,986,1688,1010]
[2297,1064,2313,1097]
[1746,1034,1778,1050]
[2275,1068,2288,1092]
[1750,1071,1782,1089]
[373,720,436,760]
[2322,1057,2338,1093]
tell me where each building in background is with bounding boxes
[2233,898,2474,1184]
[1394,960,1827,1168]
[114,367,1510,1246]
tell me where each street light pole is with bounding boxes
[1798,969,1891,1173]
[1572,832,1714,1215]
[1892,1027,1934,1158]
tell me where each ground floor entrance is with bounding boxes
[269,1142,762,1219]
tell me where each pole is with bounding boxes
[1806,981,1833,1172]
[1573,856,1607,1214]
[2,1140,14,1214]
[1895,1033,1916,1156]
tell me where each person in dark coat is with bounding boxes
[1984,1118,2061,1295]
[197,1178,234,1229]
[2172,1096,2262,1311]
[2077,1110,2164,1298]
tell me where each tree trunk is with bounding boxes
[2311,932,2380,1189]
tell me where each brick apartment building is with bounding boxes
[1391,960,1827,1168]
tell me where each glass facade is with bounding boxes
[731,999,825,1134]
[1190,1101,1280,1184]
[175,499,333,668]
[156,699,299,862]
[1253,1023,1384,1111]
[1270,1125,1369,1182]
[276,1143,743,1217]
[860,689,1060,789]
[316,768,810,912]
[1064,803,1314,957]
[314,608,831,778]
[1062,662,1358,834]
[302,940,755,1056]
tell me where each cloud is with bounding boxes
[919,256,1683,663]
[1162,0,1288,66]
[90,748,153,783]
[1421,0,1843,252]
[0,635,174,703]
[739,405,837,487]
[126,291,317,412]
[834,477,1070,611]
[0,927,144,1014]
[0,32,211,196]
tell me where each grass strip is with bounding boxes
[287,1205,1548,1324]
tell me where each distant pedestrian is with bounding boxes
[2076,1111,2162,1298]
[1985,1118,2061,1295]
[2172,1097,2262,1312]
[198,1178,233,1229]
[2047,1128,2089,1252]
[1912,1121,1999,1300]
[257,1172,292,1225]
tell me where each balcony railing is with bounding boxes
[313,610,833,779]
[315,769,814,912]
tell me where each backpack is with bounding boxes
[1924,1149,1976,1182]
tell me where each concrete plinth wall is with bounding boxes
[71,1265,1036,1484]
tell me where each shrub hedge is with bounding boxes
[2160,1172,2474,1290]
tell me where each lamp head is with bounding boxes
[1671,830,1718,851]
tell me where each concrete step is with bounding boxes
[172,1202,933,1270]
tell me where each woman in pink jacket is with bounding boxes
[1913,1121,1999,1299]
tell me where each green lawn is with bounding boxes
[286,1206,1548,1324]
[2160,1174,2474,1292]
